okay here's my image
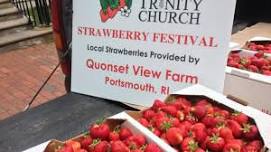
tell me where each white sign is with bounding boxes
[72,0,236,106]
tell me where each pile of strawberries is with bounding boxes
[58,120,162,152]
[248,42,271,53]
[138,97,263,152]
[227,51,271,76]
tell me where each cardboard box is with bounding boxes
[43,114,176,152]
[224,49,271,115]
[126,85,271,151]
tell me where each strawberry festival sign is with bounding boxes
[72,0,236,106]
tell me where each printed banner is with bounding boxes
[72,0,236,106]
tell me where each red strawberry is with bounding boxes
[144,143,162,152]
[227,120,242,138]
[181,137,200,152]
[170,117,181,127]
[230,112,249,125]
[161,105,178,117]
[263,70,271,76]
[93,141,110,152]
[155,117,171,131]
[80,136,92,149]
[255,51,264,58]
[248,65,259,72]
[226,139,244,148]
[143,109,156,121]
[120,128,133,140]
[191,123,207,143]
[138,118,149,127]
[179,121,193,131]
[242,123,259,140]
[202,114,219,128]
[206,134,225,152]
[191,105,207,119]
[219,127,234,141]
[223,143,242,152]
[241,145,259,152]
[128,135,146,147]
[151,99,166,111]
[109,131,120,141]
[166,127,184,145]
[111,140,130,152]
[248,140,263,151]
[207,127,219,136]
[90,121,110,140]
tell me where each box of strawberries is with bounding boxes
[126,85,271,152]
[43,115,173,152]
[243,37,271,54]
[224,49,271,114]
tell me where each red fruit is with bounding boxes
[195,148,205,152]
[151,99,166,111]
[230,112,249,125]
[242,123,259,140]
[109,131,120,141]
[255,51,264,58]
[90,122,110,140]
[223,143,242,152]
[128,135,146,147]
[191,123,207,143]
[191,105,207,119]
[252,58,268,68]
[111,141,130,152]
[179,121,193,131]
[202,115,219,128]
[263,70,271,76]
[181,137,200,152]
[144,143,162,152]
[170,117,181,127]
[80,136,92,149]
[206,134,225,152]
[119,128,133,140]
[155,117,171,131]
[138,118,149,127]
[93,141,110,152]
[218,109,230,119]
[227,139,244,148]
[143,109,156,121]
[207,127,219,136]
[241,145,259,152]
[219,127,234,140]
[227,120,242,138]
[161,105,178,117]
[248,65,259,72]
[248,140,263,151]
[166,127,184,145]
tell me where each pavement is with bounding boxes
[0,40,66,120]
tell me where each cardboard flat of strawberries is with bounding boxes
[126,85,270,152]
